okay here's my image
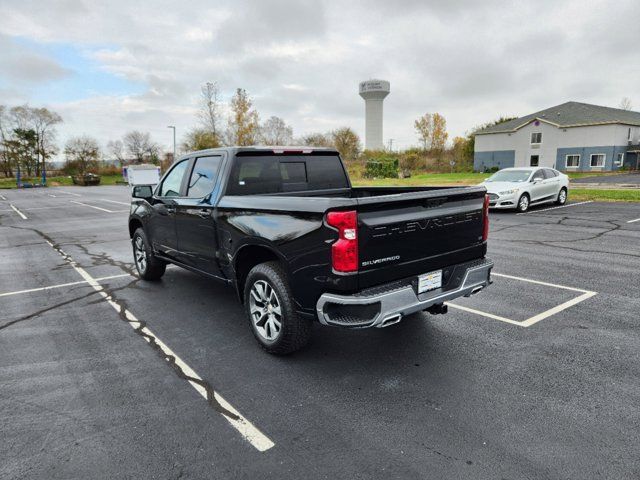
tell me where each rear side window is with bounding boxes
[226,155,348,195]
[158,159,189,197]
[187,156,222,198]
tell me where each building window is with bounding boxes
[565,154,580,168]
[530,155,539,166]
[615,153,624,166]
[531,132,542,144]
[590,154,605,167]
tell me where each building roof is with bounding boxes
[476,101,640,135]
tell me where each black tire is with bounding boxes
[517,193,530,212]
[244,261,312,355]
[555,187,568,205]
[132,228,166,281]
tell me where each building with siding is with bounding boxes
[474,102,640,172]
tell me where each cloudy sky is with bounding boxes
[0,0,638,153]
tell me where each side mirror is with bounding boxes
[132,185,153,199]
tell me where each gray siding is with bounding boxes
[555,146,627,171]
[473,150,515,172]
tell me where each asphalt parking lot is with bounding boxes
[1,186,640,479]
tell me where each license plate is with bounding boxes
[418,270,442,294]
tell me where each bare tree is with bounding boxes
[107,139,126,166]
[331,127,361,162]
[64,135,100,174]
[260,116,293,145]
[298,132,332,147]
[123,131,160,163]
[198,82,223,147]
[619,97,633,111]
[30,107,62,176]
[414,113,433,151]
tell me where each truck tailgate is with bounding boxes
[356,187,487,289]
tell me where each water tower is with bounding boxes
[359,79,390,150]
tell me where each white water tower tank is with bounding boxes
[359,79,390,150]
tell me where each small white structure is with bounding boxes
[123,164,161,186]
[359,79,390,150]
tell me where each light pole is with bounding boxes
[167,125,176,163]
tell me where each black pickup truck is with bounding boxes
[129,147,492,354]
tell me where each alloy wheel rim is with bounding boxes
[519,196,529,210]
[559,190,566,203]
[134,236,147,272]
[249,280,282,341]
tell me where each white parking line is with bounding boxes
[0,194,6,200]
[447,272,597,327]
[0,274,131,297]
[58,190,82,197]
[627,217,640,224]
[40,239,274,452]
[101,198,130,206]
[516,200,593,215]
[10,204,27,220]
[70,200,116,213]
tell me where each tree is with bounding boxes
[331,127,361,162]
[123,131,160,163]
[226,88,260,146]
[414,113,433,150]
[182,128,221,152]
[107,139,126,166]
[198,82,223,147]
[619,97,633,111]
[260,116,293,145]
[64,136,100,174]
[298,132,332,147]
[30,107,62,176]
[431,113,448,155]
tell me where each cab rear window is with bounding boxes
[226,154,348,195]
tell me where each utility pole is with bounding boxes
[387,138,394,152]
[167,126,176,162]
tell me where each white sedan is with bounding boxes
[480,167,569,212]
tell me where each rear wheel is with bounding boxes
[556,187,568,205]
[244,261,312,354]
[517,193,530,212]
[132,228,166,280]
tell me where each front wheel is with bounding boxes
[244,262,312,355]
[132,228,166,280]
[556,187,568,205]
[517,193,530,212]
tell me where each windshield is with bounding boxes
[486,170,532,183]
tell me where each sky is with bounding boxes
[0,0,638,154]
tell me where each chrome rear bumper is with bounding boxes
[316,258,493,328]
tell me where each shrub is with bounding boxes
[364,157,398,178]
[484,166,500,173]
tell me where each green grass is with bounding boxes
[353,172,487,187]
[0,174,123,189]
[569,188,640,202]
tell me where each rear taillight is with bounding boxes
[482,194,490,242]
[327,210,358,273]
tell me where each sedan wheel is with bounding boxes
[556,188,568,205]
[517,194,530,212]
[249,279,282,342]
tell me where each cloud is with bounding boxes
[0,0,638,154]
[0,34,72,84]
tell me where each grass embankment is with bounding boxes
[0,174,123,189]
[569,189,640,202]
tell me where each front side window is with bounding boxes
[615,153,624,166]
[532,169,545,181]
[531,132,542,144]
[590,154,605,167]
[566,155,580,168]
[158,160,189,197]
[187,156,222,198]
[530,155,539,167]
